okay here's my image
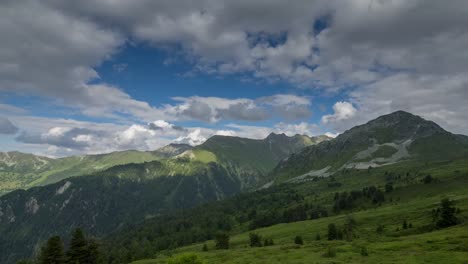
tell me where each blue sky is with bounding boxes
[1,1,468,157]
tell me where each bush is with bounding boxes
[294,236,303,245]
[263,238,274,246]
[249,233,262,247]
[168,253,205,264]
[315,233,321,241]
[423,175,433,184]
[360,246,369,256]
[215,233,230,250]
[202,244,208,252]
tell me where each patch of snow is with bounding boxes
[344,140,412,169]
[259,181,274,189]
[56,181,72,195]
[287,166,332,183]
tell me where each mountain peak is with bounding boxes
[265,132,288,140]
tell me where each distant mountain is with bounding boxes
[0,144,192,195]
[0,133,323,263]
[271,111,468,183]
[186,133,330,188]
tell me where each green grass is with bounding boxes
[133,162,468,264]
[193,150,218,163]
[134,203,468,264]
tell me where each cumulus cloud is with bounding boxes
[168,94,311,123]
[0,117,19,134]
[2,0,468,155]
[175,129,207,146]
[322,102,357,125]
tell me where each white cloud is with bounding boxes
[322,101,357,124]
[167,94,311,123]
[175,129,206,146]
[324,132,339,138]
[1,0,468,154]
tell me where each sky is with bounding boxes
[1,0,468,157]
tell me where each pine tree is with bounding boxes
[39,236,66,264]
[67,228,88,264]
[327,223,338,240]
[436,198,458,228]
[85,239,102,264]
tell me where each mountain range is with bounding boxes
[1,111,467,263]
[0,133,326,263]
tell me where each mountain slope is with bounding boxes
[271,111,468,183]
[188,133,329,187]
[0,133,321,262]
[0,159,241,263]
[0,144,192,195]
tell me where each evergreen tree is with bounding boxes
[85,239,102,264]
[327,223,338,240]
[202,244,208,252]
[39,236,66,264]
[436,198,458,228]
[67,228,88,264]
[402,219,408,229]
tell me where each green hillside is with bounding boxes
[191,133,329,187]
[103,156,468,264]
[0,134,320,263]
[0,144,192,195]
[271,111,468,183]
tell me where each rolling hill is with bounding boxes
[0,144,192,195]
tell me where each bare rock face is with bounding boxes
[25,197,39,215]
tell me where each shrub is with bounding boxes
[315,233,321,241]
[294,235,303,245]
[215,233,230,250]
[249,233,262,247]
[202,244,208,252]
[263,238,274,246]
[423,175,433,184]
[360,246,369,256]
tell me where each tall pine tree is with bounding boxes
[66,228,88,264]
[39,236,66,264]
